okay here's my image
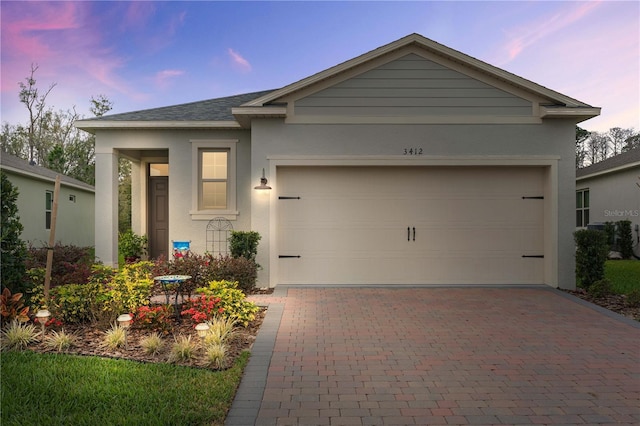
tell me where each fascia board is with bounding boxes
[74,120,242,132]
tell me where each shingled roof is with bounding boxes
[576,148,640,179]
[0,152,94,192]
[80,90,274,122]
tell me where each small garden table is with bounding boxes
[153,275,192,319]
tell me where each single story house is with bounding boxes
[76,33,600,289]
[576,148,640,257]
[0,152,95,247]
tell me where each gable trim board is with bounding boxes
[76,33,599,289]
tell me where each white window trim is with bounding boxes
[190,140,238,220]
[576,188,589,228]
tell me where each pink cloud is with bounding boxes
[154,69,185,89]
[500,1,602,64]
[228,48,252,73]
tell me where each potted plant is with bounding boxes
[118,230,148,263]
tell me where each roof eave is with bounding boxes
[0,165,95,192]
[540,106,601,123]
[231,106,288,128]
[577,161,640,181]
[75,120,242,133]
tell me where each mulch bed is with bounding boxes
[564,289,640,322]
[28,288,275,370]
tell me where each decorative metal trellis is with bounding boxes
[206,217,233,257]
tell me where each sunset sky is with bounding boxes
[1,1,638,133]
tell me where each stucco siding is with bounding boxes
[95,128,253,260]
[294,54,532,117]
[4,172,94,247]
[251,118,577,289]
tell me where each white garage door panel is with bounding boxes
[278,166,544,285]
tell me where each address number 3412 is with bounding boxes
[403,148,423,155]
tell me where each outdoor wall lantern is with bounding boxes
[35,309,51,335]
[254,168,272,190]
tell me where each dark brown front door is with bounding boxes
[148,176,168,259]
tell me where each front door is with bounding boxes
[148,175,169,259]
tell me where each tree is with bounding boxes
[19,64,56,165]
[585,131,609,165]
[0,172,27,293]
[607,127,635,156]
[623,133,640,152]
[1,66,113,185]
[575,126,590,168]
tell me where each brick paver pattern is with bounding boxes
[251,288,639,425]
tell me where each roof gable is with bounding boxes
[244,34,596,112]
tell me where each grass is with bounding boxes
[1,350,250,426]
[605,260,640,294]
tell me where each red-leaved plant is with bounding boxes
[181,295,224,324]
[134,305,173,334]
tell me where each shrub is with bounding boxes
[204,316,237,346]
[134,305,173,334]
[102,324,127,350]
[168,335,197,363]
[588,279,612,298]
[103,261,153,315]
[118,230,147,262]
[575,229,609,289]
[181,295,224,324]
[1,172,27,294]
[49,282,104,324]
[229,231,261,261]
[205,343,227,369]
[25,243,94,288]
[209,255,257,292]
[616,220,634,259]
[43,329,76,352]
[196,280,259,327]
[140,333,165,356]
[1,320,39,351]
[0,288,30,323]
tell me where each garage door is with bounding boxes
[277,166,544,285]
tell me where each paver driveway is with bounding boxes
[227,287,640,425]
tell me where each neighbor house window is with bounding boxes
[190,140,238,220]
[576,189,589,227]
[45,190,53,229]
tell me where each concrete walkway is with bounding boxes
[226,286,640,425]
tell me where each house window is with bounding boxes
[200,150,228,209]
[576,189,589,227]
[69,194,76,202]
[45,190,53,229]
[190,140,238,220]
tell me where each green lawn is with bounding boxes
[1,350,250,426]
[605,259,640,294]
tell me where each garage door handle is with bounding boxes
[413,227,416,241]
[407,227,410,241]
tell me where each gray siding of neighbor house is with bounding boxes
[577,167,640,255]
[4,172,95,247]
[294,54,533,116]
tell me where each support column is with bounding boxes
[95,150,119,267]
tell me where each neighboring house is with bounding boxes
[576,148,640,257]
[76,34,600,289]
[0,152,95,247]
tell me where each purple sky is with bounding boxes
[1,1,638,133]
